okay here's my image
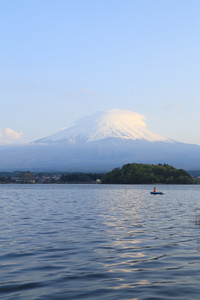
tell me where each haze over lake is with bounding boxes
[1,184,200,299]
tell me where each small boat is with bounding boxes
[150,192,165,195]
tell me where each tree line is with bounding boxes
[0,171,104,184]
[0,164,195,184]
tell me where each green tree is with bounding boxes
[101,163,193,184]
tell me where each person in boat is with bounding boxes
[154,187,157,192]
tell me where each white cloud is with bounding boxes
[0,128,23,145]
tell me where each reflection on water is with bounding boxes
[0,184,200,299]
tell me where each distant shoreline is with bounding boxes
[0,164,199,184]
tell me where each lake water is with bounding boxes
[0,184,200,299]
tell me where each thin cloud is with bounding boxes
[0,128,23,145]
[82,88,98,96]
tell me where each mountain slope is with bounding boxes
[0,138,200,171]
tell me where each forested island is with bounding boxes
[0,163,198,184]
[101,163,194,184]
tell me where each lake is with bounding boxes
[0,184,200,299]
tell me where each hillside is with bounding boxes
[101,163,193,184]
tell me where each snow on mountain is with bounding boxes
[35,109,172,144]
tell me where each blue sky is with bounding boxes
[1,0,200,145]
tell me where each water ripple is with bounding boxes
[0,184,200,299]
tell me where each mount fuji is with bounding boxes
[0,109,200,171]
[34,109,172,144]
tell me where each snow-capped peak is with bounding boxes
[35,109,172,144]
